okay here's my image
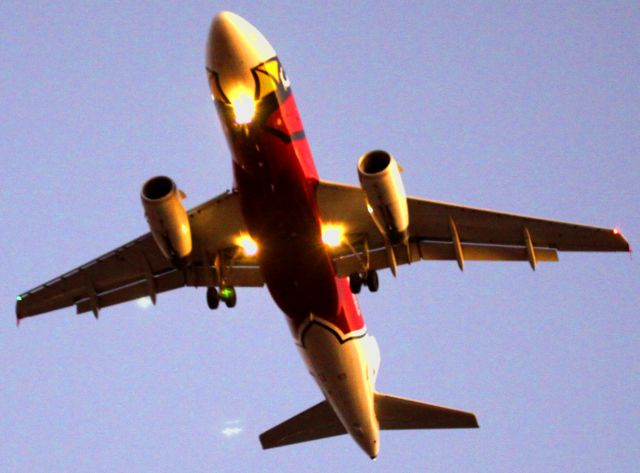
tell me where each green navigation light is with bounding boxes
[16,295,23,301]
[220,288,232,299]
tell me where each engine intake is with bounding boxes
[357,150,409,244]
[141,176,192,264]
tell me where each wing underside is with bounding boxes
[317,180,629,276]
[16,180,629,321]
[16,190,264,321]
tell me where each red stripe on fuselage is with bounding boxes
[216,81,364,340]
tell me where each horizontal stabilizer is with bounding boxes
[260,400,347,449]
[375,392,479,430]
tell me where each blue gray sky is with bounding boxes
[2,2,639,472]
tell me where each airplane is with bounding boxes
[15,11,630,459]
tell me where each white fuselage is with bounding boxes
[298,321,381,457]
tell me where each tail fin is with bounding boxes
[259,400,347,449]
[374,392,479,430]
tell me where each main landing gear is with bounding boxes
[206,286,237,309]
[349,270,379,294]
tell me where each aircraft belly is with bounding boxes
[230,120,364,337]
[219,68,375,455]
[233,154,340,319]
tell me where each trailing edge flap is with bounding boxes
[259,400,347,449]
[375,392,479,430]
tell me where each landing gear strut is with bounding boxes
[349,270,379,294]
[206,286,237,309]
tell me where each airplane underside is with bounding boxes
[209,13,478,457]
[15,10,629,460]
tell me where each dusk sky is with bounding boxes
[2,2,639,472]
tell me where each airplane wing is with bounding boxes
[17,180,630,321]
[317,180,630,276]
[16,190,264,322]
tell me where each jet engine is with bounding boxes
[357,150,409,244]
[141,176,192,265]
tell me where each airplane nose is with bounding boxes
[206,11,276,100]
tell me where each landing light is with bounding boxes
[231,91,255,124]
[237,234,258,256]
[322,224,344,247]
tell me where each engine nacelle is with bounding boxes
[141,176,192,263]
[357,150,409,244]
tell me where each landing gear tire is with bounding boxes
[206,287,220,309]
[221,286,237,308]
[349,273,362,294]
[366,270,379,292]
